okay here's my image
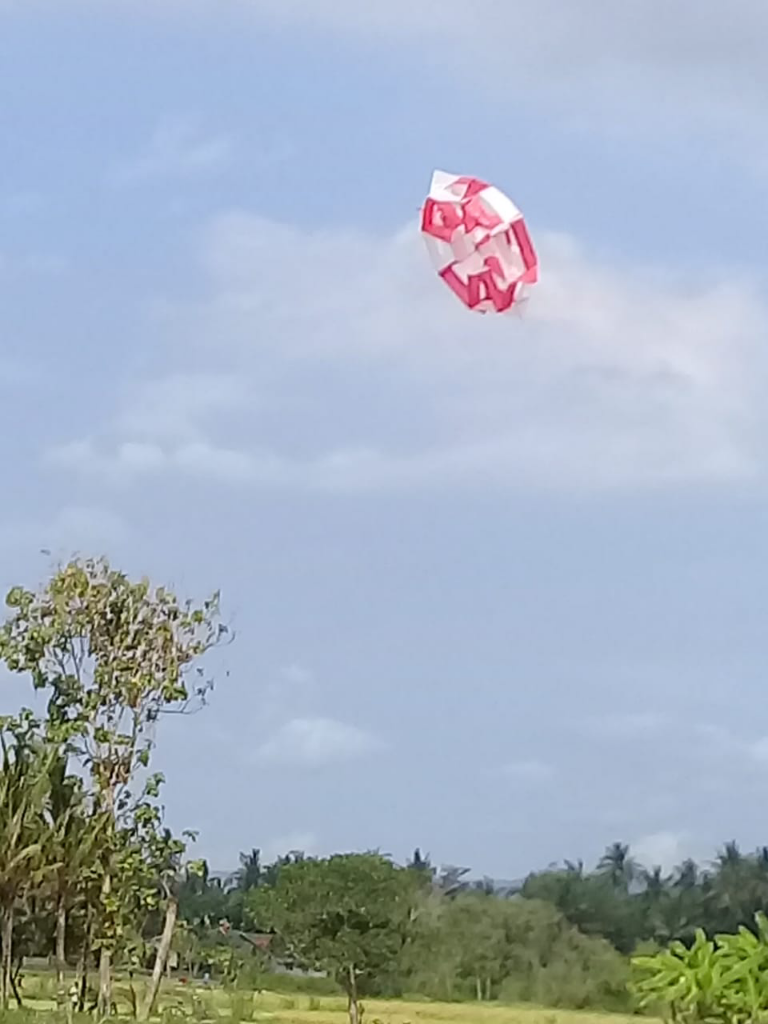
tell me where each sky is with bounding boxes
[2,0,768,880]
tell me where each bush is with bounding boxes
[241,971,341,996]
[402,891,630,1009]
[631,913,768,1024]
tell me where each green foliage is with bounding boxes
[521,840,768,955]
[0,557,222,799]
[0,556,225,1015]
[0,715,54,1007]
[403,891,628,1008]
[14,553,768,1023]
[249,853,420,1004]
[631,912,768,1024]
[522,860,646,954]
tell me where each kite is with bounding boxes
[420,169,538,314]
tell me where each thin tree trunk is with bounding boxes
[56,894,67,1008]
[138,895,178,1021]
[98,871,112,1016]
[98,947,111,1017]
[346,964,359,1024]
[475,976,482,1002]
[127,974,137,1019]
[10,959,22,1008]
[77,960,88,1013]
[1,906,13,1010]
[77,914,91,1012]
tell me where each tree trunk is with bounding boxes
[77,913,91,1012]
[98,947,111,1017]
[346,965,359,1024]
[97,871,112,1016]
[10,959,23,1008]
[56,895,67,1008]
[1,906,13,1010]
[475,976,482,1002]
[138,894,178,1022]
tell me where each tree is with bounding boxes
[522,859,644,954]
[451,893,508,1000]
[407,849,433,877]
[138,839,203,1022]
[250,853,419,1024]
[0,557,225,1014]
[0,714,51,1009]
[46,754,105,1009]
[434,864,471,898]
[598,842,637,892]
[403,889,628,1007]
[234,849,262,892]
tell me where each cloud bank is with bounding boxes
[48,212,768,495]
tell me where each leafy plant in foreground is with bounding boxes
[632,913,768,1024]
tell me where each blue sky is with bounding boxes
[3,0,768,878]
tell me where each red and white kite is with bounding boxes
[420,170,538,314]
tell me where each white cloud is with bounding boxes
[49,437,261,485]
[691,724,768,769]
[0,504,129,557]
[9,1,768,152]
[245,0,768,146]
[117,372,247,443]
[51,209,768,494]
[258,717,385,765]
[111,116,232,185]
[279,664,315,688]
[749,737,768,763]
[63,0,761,154]
[632,831,691,873]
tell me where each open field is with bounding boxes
[3,981,652,1024]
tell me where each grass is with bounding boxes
[226,994,645,1024]
[3,976,652,1024]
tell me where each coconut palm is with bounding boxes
[233,849,262,891]
[598,842,637,891]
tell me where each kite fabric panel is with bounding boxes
[420,169,538,314]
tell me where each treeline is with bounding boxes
[2,556,768,1022]
[174,840,768,1016]
[173,850,629,1019]
[521,841,768,952]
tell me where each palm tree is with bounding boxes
[598,842,637,891]
[641,865,668,899]
[233,849,262,891]
[408,849,434,876]
[672,858,700,891]
[435,865,471,897]
[711,841,753,932]
[717,841,743,869]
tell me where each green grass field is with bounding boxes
[202,992,646,1024]
[7,977,651,1024]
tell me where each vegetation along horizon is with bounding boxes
[0,558,766,1024]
